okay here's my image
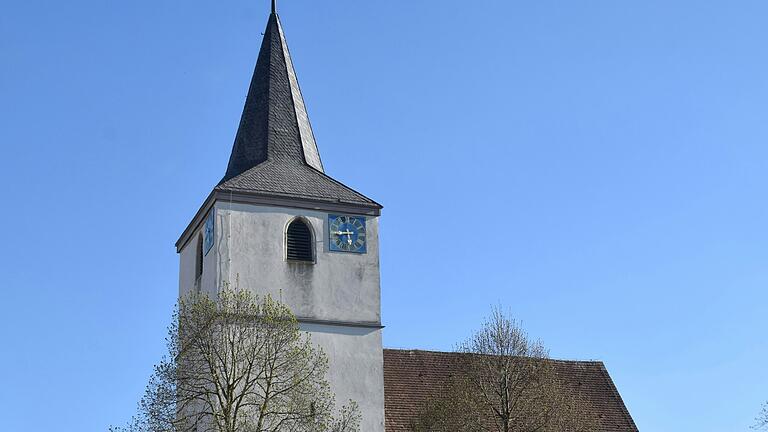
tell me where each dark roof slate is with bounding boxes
[383,349,639,432]
[216,159,379,207]
[218,12,379,209]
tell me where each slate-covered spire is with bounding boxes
[215,9,380,210]
[223,9,323,182]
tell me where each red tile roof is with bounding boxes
[383,349,638,432]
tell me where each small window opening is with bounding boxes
[286,219,314,262]
[195,234,204,280]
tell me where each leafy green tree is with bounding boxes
[113,287,359,432]
[411,307,596,432]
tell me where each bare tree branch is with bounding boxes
[410,306,597,432]
[112,286,360,432]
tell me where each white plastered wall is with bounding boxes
[179,201,385,432]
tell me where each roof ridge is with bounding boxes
[383,348,605,365]
[275,15,324,172]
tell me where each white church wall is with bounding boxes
[300,322,386,432]
[213,201,381,324]
[179,200,385,432]
[211,200,385,432]
[178,232,197,298]
[178,224,218,299]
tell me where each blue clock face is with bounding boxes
[329,215,367,253]
[203,211,214,255]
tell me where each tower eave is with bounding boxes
[176,189,382,254]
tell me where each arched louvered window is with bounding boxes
[195,235,204,279]
[286,219,314,262]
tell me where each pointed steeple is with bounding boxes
[215,10,380,211]
[176,9,381,254]
[223,10,324,182]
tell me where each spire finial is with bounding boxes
[271,0,277,14]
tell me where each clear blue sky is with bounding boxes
[1,1,766,430]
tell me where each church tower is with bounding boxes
[175,5,385,432]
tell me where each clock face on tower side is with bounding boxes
[329,215,367,253]
[203,211,215,256]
